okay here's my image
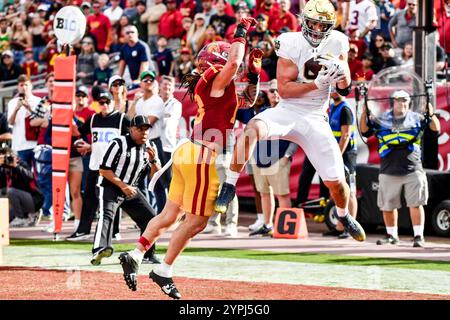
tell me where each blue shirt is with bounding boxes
[120,41,149,81]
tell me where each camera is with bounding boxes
[0,147,15,166]
[18,93,25,99]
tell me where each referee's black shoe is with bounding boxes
[334,212,366,242]
[149,270,181,300]
[90,247,113,266]
[119,252,139,291]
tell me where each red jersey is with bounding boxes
[191,65,238,148]
[22,61,39,77]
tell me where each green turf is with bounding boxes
[9,239,450,272]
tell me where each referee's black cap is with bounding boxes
[95,87,113,102]
[131,115,152,129]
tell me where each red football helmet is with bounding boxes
[197,41,231,73]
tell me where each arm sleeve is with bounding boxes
[100,139,121,170]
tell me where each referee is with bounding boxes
[90,115,161,266]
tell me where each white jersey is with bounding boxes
[347,0,378,32]
[135,94,165,140]
[274,30,349,116]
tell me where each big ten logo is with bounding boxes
[273,208,308,239]
[55,18,79,32]
[66,267,81,289]
[436,109,450,171]
[92,131,116,143]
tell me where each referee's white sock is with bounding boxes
[225,169,240,186]
[153,260,173,278]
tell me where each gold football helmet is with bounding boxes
[301,0,336,47]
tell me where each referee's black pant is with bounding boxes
[77,169,120,235]
[92,185,156,256]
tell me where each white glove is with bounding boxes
[316,56,347,79]
[314,67,333,90]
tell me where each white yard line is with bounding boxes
[2,246,450,296]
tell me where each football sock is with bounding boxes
[154,260,173,278]
[335,206,348,217]
[225,169,240,186]
[130,248,144,264]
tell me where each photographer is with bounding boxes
[0,150,43,227]
[7,75,41,168]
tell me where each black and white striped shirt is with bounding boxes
[98,134,158,188]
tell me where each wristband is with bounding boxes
[233,23,248,39]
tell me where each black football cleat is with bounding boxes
[214,183,236,214]
[119,252,139,291]
[249,224,273,237]
[334,212,366,242]
[142,254,161,264]
[149,270,181,300]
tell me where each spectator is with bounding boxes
[77,36,99,86]
[140,0,167,53]
[379,42,399,71]
[258,38,277,80]
[435,0,450,64]
[348,25,368,60]
[2,151,43,227]
[270,0,297,35]
[81,2,93,17]
[93,53,113,87]
[87,1,113,53]
[153,35,175,77]
[10,18,31,65]
[7,75,41,168]
[109,75,128,113]
[158,0,184,53]
[209,0,236,39]
[29,73,53,221]
[399,41,413,68]
[39,37,58,73]
[128,70,166,213]
[130,0,148,42]
[118,25,150,86]
[180,16,193,49]
[370,33,387,73]
[348,44,363,80]
[175,47,194,81]
[0,16,10,54]
[249,14,271,49]
[344,0,378,42]
[180,0,196,19]
[197,24,223,51]
[0,49,23,85]
[388,0,416,50]
[0,110,12,143]
[186,13,207,54]
[224,4,250,42]
[354,52,375,81]
[111,14,130,53]
[360,90,440,247]
[67,87,130,241]
[104,0,124,26]
[124,0,139,20]
[159,75,181,170]
[22,47,38,77]
[28,14,46,63]
[377,0,396,41]
[254,0,280,32]
[200,0,217,26]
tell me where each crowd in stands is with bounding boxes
[0,0,447,243]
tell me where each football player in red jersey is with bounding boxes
[119,17,263,299]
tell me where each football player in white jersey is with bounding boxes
[343,0,378,40]
[215,0,366,242]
